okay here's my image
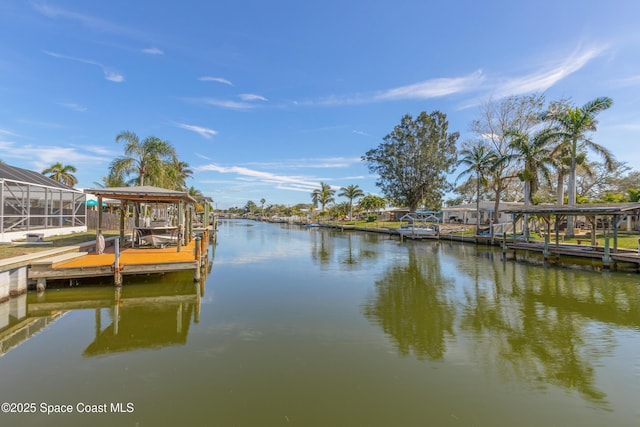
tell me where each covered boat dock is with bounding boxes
[27,186,211,288]
[501,203,640,269]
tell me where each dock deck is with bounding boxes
[28,240,199,285]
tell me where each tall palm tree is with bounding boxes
[505,128,555,206]
[541,97,613,205]
[338,184,365,220]
[311,182,335,213]
[42,162,78,187]
[260,198,266,218]
[111,131,177,187]
[456,143,499,233]
[541,97,613,235]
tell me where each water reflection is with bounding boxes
[309,229,386,272]
[1,272,202,358]
[363,242,456,360]
[365,240,640,407]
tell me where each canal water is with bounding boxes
[0,219,639,426]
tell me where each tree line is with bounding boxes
[356,94,638,230]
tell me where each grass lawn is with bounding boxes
[543,233,640,250]
[0,231,120,260]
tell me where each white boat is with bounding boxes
[397,225,439,238]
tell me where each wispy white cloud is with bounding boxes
[58,102,87,112]
[243,157,360,169]
[302,70,484,106]
[176,123,218,139]
[196,164,329,192]
[492,45,606,97]
[142,47,164,55]
[352,130,370,136]
[199,76,233,86]
[200,98,256,110]
[374,70,485,101]
[32,2,143,40]
[44,50,124,82]
[0,141,111,171]
[239,93,268,102]
[0,128,19,137]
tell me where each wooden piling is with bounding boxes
[114,237,122,286]
[194,237,201,281]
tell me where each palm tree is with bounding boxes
[505,128,555,206]
[338,185,364,220]
[42,162,78,187]
[311,182,335,213]
[359,194,387,216]
[456,143,499,233]
[158,158,193,190]
[93,171,128,188]
[188,186,205,213]
[541,97,614,235]
[260,198,266,219]
[111,131,177,187]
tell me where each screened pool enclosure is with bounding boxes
[0,163,86,242]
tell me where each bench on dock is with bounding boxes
[30,252,88,268]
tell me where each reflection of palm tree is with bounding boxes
[42,162,78,187]
[457,253,612,406]
[362,244,455,360]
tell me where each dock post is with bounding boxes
[114,237,122,287]
[501,238,507,260]
[194,236,201,282]
[543,233,549,260]
[36,277,46,293]
[602,237,611,269]
[200,235,206,266]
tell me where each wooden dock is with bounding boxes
[28,240,200,288]
[505,241,640,269]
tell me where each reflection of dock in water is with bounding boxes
[0,274,203,357]
[0,305,64,357]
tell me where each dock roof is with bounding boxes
[83,186,196,204]
[501,203,640,216]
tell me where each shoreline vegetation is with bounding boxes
[1,221,637,262]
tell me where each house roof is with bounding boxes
[442,202,523,212]
[83,186,196,204]
[501,203,640,216]
[0,162,76,190]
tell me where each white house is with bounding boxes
[441,201,524,225]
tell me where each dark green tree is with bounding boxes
[362,111,458,212]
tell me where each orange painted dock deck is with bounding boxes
[28,240,200,284]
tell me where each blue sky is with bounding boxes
[1,1,639,209]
